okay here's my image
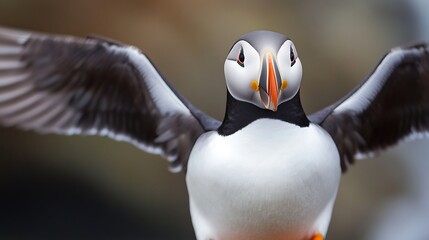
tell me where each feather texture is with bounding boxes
[0,27,220,172]
[309,43,429,171]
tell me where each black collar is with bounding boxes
[217,91,310,136]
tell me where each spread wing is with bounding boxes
[309,43,429,171]
[0,26,221,172]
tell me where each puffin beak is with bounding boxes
[259,52,283,111]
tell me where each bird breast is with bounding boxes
[186,119,341,239]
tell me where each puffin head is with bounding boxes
[224,31,302,111]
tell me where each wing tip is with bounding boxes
[0,26,31,45]
[391,42,429,54]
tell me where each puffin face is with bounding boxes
[224,31,302,111]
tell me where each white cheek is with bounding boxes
[224,58,260,104]
[286,59,303,98]
[279,59,302,101]
[277,40,303,103]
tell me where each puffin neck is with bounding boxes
[217,90,310,136]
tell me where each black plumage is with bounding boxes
[218,91,309,136]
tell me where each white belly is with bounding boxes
[186,119,341,240]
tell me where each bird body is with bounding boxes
[0,27,429,240]
[187,119,340,240]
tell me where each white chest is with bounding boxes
[186,119,341,239]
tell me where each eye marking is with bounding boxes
[290,45,296,67]
[237,47,245,67]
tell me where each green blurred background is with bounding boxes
[0,0,428,239]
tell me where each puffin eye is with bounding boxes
[237,47,245,67]
[290,45,296,67]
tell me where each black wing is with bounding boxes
[0,26,221,172]
[309,43,429,171]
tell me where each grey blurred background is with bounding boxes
[0,0,428,239]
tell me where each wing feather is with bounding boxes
[310,43,429,171]
[0,26,221,172]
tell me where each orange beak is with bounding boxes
[259,52,282,111]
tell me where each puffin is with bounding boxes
[0,26,429,240]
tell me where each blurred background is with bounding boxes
[0,0,428,239]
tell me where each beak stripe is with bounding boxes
[260,56,268,93]
[267,54,278,109]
